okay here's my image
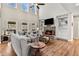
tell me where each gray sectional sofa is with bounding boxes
[11,33,31,56]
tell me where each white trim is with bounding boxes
[73,38,79,40]
[68,39,73,41]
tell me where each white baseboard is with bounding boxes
[68,39,73,41]
[73,37,79,40]
[56,37,73,41]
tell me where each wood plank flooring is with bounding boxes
[0,42,16,56]
[1,39,79,56]
[40,39,79,56]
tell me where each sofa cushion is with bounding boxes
[20,36,31,56]
[11,33,22,56]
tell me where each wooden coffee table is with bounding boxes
[31,42,46,56]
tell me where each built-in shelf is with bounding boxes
[21,22,28,32]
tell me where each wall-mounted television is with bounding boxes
[44,18,54,25]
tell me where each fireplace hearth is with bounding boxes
[44,25,56,35]
[45,30,55,35]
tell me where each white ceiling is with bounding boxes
[39,3,79,19]
[61,3,79,13]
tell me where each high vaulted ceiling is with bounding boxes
[39,3,79,19]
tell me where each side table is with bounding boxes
[30,42,46,56]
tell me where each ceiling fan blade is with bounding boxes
[37,3,45,5]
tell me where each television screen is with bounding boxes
[45,18,54,25]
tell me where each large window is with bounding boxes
[21,3,30,12]
[0,3,1,8]
[7,3,17,8]
[31,4,35,14]
[29,4,37,15]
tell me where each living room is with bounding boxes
[0,3,79,56]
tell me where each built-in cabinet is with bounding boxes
[56,13,73,40]
[21,22,28,32]
[29,22,37,32]
[39,19,56,35]
[7,21,16,34]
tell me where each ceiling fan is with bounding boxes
[36,3,45,9]
[37,3,45,5]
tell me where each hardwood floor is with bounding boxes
[0,42,16,56]
[40,39,79,56]
[1,39,79,56]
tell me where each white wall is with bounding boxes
[39,3,68,19]
[39,3,75,40]
[1,3,38,35]
[73,16,79,39]
[39,3,79,19]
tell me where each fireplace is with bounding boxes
[44,25,56,35]
[45,30,55,35]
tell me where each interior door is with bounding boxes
[73,16,79,39]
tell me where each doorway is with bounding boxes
[73,16,79,39]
